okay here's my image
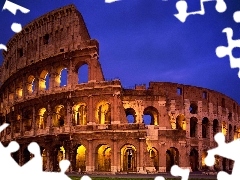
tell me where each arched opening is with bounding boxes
[73,103,87,125]
[143,106,159,125]
[53,105,65,127]
[121,144,137,172]
[125,108,136,123]
[14,114,21,133]
[96,101,111,124]
[60,68,68,87]
[190,117,198,137]
[78,64,88,84]
[222,121,227,136]
[166,147,179,171]
[96,145,111,171]
[37,108,47,129]
[189,102,198,114]
[55,67,68,87]
[201,151,208,170]
[27,75,35,94]
[16,82,23,99]
[214,155,221,171]
[53,145,65,171]
[40,147,47,171]
[213,119,219,137]
[39,70,50,90]
[202,117,209,138]
[176,114,186,130]
[76,145,86,173]
[149,148,159,171]
[190,148,198,171]
[22,109,32,132]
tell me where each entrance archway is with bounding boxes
[190,148,198,171]
[76,145,86,172]
[121,144,137,172]
[149,148,159,171]
[96,145,111,171]
[166,147,179,171]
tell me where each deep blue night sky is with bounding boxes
[0,0,240,103]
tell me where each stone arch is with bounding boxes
[202,117,209,138]
[143,106,159,125]
[166,147,179,171]
[149,147,159,172]
[22,109,32,132]
[53,105,65,127]
[190,117,198,137]
[95,144,111,172]
[55,67,68,87]
[190,148,198,171]
[53,145,65,171]
[72,103,87,125]
[37,108,47,129]
[76,144,86,172]
[39,70,50,90]
[189,102,198,114]
[77,63,89,84]
[27,75,35,94]
[15,81,23,98]
[96,101,111,124]
[176,114,186,130]
[120,144,137,172]
[125,108,136,123]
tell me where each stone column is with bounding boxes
[138,138,145,173]
[46,104,51,133]
[87,95,94,125]
[111,139,118,173]
[159,143,166,172]
[86,139,94,172]
[65,102,71,132]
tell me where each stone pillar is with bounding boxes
[111,93,120,124]
[32,106,36,135]
[65,102,71,132]
[111,139,118,173]
[87,95,94,125]
[158,143,166,172]
[86,139,94,172]
[46,104,51,133]
[138,138,145,173]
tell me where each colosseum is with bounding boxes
[0,4,239,174]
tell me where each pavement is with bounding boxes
[66,172,218,179]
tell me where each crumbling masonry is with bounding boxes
[0,4,239,174]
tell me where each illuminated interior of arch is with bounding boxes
[222,121,227,136]
[73,103,87,125]
[96,101,111,124]
[38,108,47,129]
[57,146,65,162]
[53,105,65,127]
[121,144,137,172]
[149,148,159,171]
[76,145,86,171]
[97,145,111,171]
[176,114,186,130]
[39,70,49,90]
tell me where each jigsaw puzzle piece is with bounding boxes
[174,1,188,23]
[170,165,190,180]
[154,176,165,180]
[80,175,92,180]
[215,0,227,13]
[233,11,240,23]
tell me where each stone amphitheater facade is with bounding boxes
[0,4,239,174]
